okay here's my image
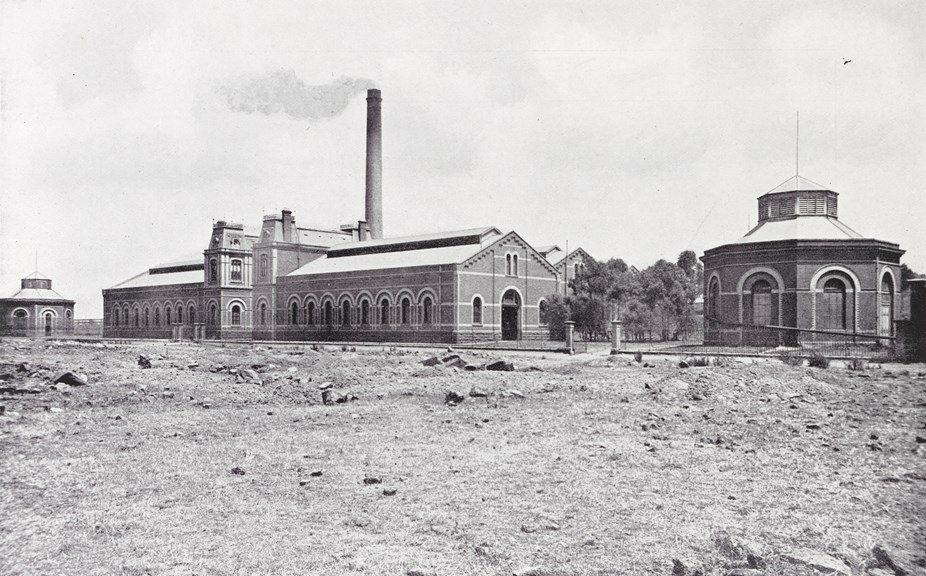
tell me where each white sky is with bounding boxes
[1,0,923,317]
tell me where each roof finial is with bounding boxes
[795,111,800,190]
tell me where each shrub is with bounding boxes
[779,352,803,367]
[808,353,830,369]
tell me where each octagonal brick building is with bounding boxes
[701,176,904,346]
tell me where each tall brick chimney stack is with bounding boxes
[365,88,383,240]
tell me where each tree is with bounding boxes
[542,294,570,340]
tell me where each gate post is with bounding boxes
[565,321,576,355]
[611,320,623,355]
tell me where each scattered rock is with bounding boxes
[678,359,690,369]
[382,488,397,496]
[781,548,850,575]
[421,356,441,367]
[505,389,525,399]
[53,371,87,386]
[310,470,323,477]
[445,390,466,405]
[201,397,213,408]
[441,354,460,363]
[230,467,246,476]
[469,386,489,398]
[239,368,261,383]
[363,476,382,485]
[317,381,333,390]
[16,362,31,373]
[161,391,174,399]
[869,545,909,576]
[512,567,546,576]
[137,355,152,369]
[486,360,515,372]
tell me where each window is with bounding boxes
[144,308,150,326]
[361,299,370,325]
[210,259,218,283]
[422,296,433,325]
[165,306,172,325]
[307,301,316,325]
[539,300,548,325]
[506,253,512,275]
[799,196,825,215]
[512,254,519,276]
[324,302,333,326]
[177,306,183,324]
[341,301,351,326]
[260,254,269,279]
[401,297,411,324]
[260,303,267,325]
[188,306,195,324]
[231,305,241,326]
[231,259,242,282]
[819,278,847,330]
[708,278,720,319]
[879,275,895,337]
[13,309,27,329]
[134,309,140,327]
[291,302,299,324]
[472,297,483,325]
[154,307,160,326]
[380,298,390,325]
[750,280,772,326]
[209,304,217,325]
[113,308,120,327]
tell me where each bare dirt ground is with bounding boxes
[1,339,924,576]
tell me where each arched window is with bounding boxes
[879,274,895,337]
[188,305,195,324]
[154,307,160,327]
[341,300,351,326]
[177,306,183,324]
[306,301,316,325]
[230,259,242,282]
[539,300,548,325]
[512,254,519,276]
[360,299,370,325]
[113,308,120,327]
[260,254,269,279]
[506,253,512,276]
[472,297,483,325]
[134,308,140,327]
[144,308,150,326]
[324,301,333,326]
[422,296,433,325]
[260,302,267,325]
[165,306,172,325]
[380,297,390,325]
[231,305,242,326]
[291,302,299,325]
[750,280,772,326]
[820,278,847,330]
[209,259,218,283]
[708,278,720,319]
[574,262,581,276]
[401,297,411,324]
[209,304,217,325]
[13,309,28,329]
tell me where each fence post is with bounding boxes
[565,321,576,355]
[611,320,623,355]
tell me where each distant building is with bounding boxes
[545,247,596,296]
[0,271,75,337]
[701,176,904,345]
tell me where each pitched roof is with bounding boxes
[5,287,72,302]
[734,216,864,244]
[761,175,832,196]
[23,270,51,280]
[552,247,594,267]
[288,227,503,276]
[109,256,205,289]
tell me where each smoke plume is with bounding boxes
[217,70,373,120]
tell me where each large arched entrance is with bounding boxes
[44,312,54,336]
[879,274,894,337]
[501,289,521,341]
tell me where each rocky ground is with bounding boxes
[1,339,924,576]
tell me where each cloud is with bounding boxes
[216,70,374,121]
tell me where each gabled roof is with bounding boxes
[288,228,504,276]
[552,247,594,267]
[734,216,863,244]
[23,270,51,280]
[535,245,563,259]
[108,255,205,289]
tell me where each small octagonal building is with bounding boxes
[701,176,904,346]
[0,271,75,337]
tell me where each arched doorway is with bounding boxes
[879,274,894,337]
[501,289,521,341]
[44,312,54,336]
